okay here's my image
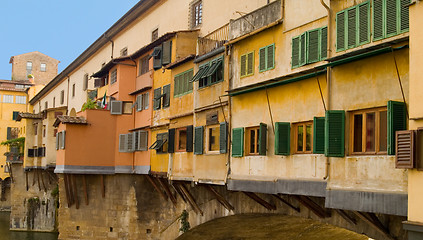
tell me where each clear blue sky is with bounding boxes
[0,0,139,80]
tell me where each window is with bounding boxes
[192,56,224,88]
[15,84,24,89]
[162,85,170,108]
[53,97,56,108]
[293,122,313,154]
[149,133,168,154]
[152,46,162,70]
[139,56,149,76]
[336,2,370,51]
[123,101,133,114]
[373,0,409,41]
[176,128,188,152]
[152,28,159,42]
[34,123,38,135]
[40,63,46,72]
[26,61,32,71]
[292,26,327,68]
[136,92,149,111]
[110,69,117,84]
[15,96,26,104]
[56,131,66,150]
[43,125,46,138]
[153,87,162,110]
[191,0,203,28]
[3,95,13,103]
[206,125,220,153]
[120,47,128,57]
[60,90,64,104]
[72,84,75,97]
[240,52,254,77]
[12,111,19,121]
[174,69,193,97]
[259,44,275,72]
[45,101,48,110]
[83,74,88,91]
[350,107,387,154]
[246,126,260,155]
[7,127,19,140]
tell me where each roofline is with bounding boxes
[30,0,160,105]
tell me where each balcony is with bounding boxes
[198,24,229,55]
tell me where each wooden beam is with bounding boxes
[205,185,234,211]
[67,174,74,206]
[82,175,88,205]
[292,195,329,218]
[178,183,203,215]
[243,192,276,211]
[353,211,394,240]
[32,170,36,186]
[63,174,71,207]
[36,169,41,191]
[100,175,105,198]
[335,209,357,225]
[40,170,47,192]
[172,182,187,203]
[158,178,177,206]
[274,194,300,213]
[25,171,28,191]
[71,175,79,209]
[146,175,168,201]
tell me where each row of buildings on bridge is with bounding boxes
[7,0,423,239]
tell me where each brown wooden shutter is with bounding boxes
[395,130,415,169]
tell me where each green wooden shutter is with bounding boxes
[163,84,170,107]
[186,125,193,152]
[240,54,247,77]
[259,123,267,156]
[187,70,193,92]
[400,0,410,33]
[347,7,357,49]
[267,44,274,70]
[220,122,228,154]
[194,126,204,155]
[320,27,328,60]
[300,33,306,66]
[259,47,266,72]
[153,46,162,70]
[336,11,346,51]
[358,2,370,45]
[247,52,254,75]
[161,41,172,65]
[292,37,300,68]
[388,101,407,155]
[153,87,161,110]
[313,117,325,154]
[325,110,345,157]
[174,75,180,96]
[373,0,385,40]
[168,128,175,153]
[307,29,320,63]
[232,127,244,157]
[275,122,290,156]
[6,127,11,140]
[386,0,398,37]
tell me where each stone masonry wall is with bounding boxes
[57,174,406,240]
[10,164,58,232]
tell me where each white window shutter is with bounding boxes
[136,95,142,112]
[60,131,66,149]
[139,131,148,151]
[126,133,135,152]
[110,101,123,115]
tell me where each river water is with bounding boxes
[0,212,58,240]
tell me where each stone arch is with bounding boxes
[69,108,77,117]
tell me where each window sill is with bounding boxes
[205,151,220,155]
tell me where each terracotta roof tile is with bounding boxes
[53,116,88,127]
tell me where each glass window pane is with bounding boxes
[379,111,387,151]
[353,114,363,152]
[297,125,304,152]
[306,124,312,151]
[366,112,376,152]
[250,129,255,154]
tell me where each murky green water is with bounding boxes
[0,211,58,240]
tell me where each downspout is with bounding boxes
[320,0,331,180]
[130,55,137,173]
[104,34,114,59]
[66,76,70,115]
[225,44,232,181]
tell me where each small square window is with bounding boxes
[72,84,75,97]
[110,69,117,84]
[26,61,32,70]
[246,126,260,155]
[40,63,46,72]
[177,128,187,152]
[150,133,168,154]
[139,56,150,76]
[293,122,313,154]
[191,0,203,28]
[120,47,128,57]
[206,125,220,153]
[152,28,159,42]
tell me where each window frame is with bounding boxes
[40,63,46,72]
[205,124,220,154]
[293,121,314,154]
[176,127,188,152]
[139,56,150,76]
[245,126,260,156]
[174,68,194,97]
[26,61,32,70]
[259,44,275,73]
[151,28,159,42]
[156,133,168,154]
[198,56,224,89]
[240,51,254,78]
[191,0,203,28]
[110,69,117,85]
[349,107,388,155]
[292,26,328,68]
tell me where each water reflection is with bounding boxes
[0,212,58,240]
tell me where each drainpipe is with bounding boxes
[130,55,137,173]
[225,44,232,181]
[66,76,70,116]
[320,0,331,180]
[104,34,114,59]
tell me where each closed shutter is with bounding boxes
[143,92,149,110]
[153,88,161,110]
[325,110,345,157]
[358,2,370,45]
[386,0,398,37]
[267,44,274,70]
[220,122,228,154]
[275,122,290,155]
[162,41,172,65]
[136,95,143,111]
[7,127,11,140]
[134,131,140,150]
[110,101,123,115]
[395,130,415,169]
[400,0,410,32]
[127,132,136,152]
[153,46,162,70]
[347,8,357,48]
[119,134,127,152]
[186,125,193,152]
[259,47,266,72]
[232,127,244,157]
[388,100,407,155]
[61,131,66,149]
[313,117,325,154]
[162,84,170,108]
[307,29,320,63]
[247,52,254,75]
[56,133,60,150]
[259,123,267,156]
[300,33,306,66]
[139,131,148,151]
[320,27,328,60]
[168,128,175,153]
[175,75,181,96]
[240,54,247,77]
[187,70,193,92]
[336,11,346,51]
[194,126,204,155]
[292,36,300,68]
[373,0,384,40]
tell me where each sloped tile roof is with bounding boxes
[53,115,88,127]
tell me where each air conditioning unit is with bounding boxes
[110,101,123,115]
